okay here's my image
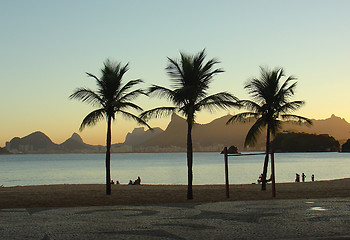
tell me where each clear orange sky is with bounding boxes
[1,1,349,147]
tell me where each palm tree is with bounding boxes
[70,59,150,195]
[227,66,311,190]
[141,49,240,199]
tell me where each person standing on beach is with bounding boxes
[302,173,306,182]
[311,174,315,182]
[295,173,300,182]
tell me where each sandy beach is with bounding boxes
[1,178,350,209]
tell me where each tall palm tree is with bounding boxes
[141,49,240,199]
[70,59,150,195]
[227,66,311,190]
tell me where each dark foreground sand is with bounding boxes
[1,179,350,209]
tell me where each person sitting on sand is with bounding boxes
[257,174,272,184]
[257,174,263,184]
[128,180,133,185]
[134,176,141,185]
[111,180,114,184]
[137,176,141,185]
[116,180,120,184]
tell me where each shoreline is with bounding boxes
[1,178,350,209]
[2,151,348,155]
[0,175,347,188]
[0,178,344,188]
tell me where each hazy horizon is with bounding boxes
[3,113,349,148]
[1,1,350,147]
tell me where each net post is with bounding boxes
[271,151,276,198]
[224,147,229,198]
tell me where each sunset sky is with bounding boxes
[1,0,349,147]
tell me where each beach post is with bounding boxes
[224,147,230,198]
[271,151,276,198]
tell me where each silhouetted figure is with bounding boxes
[128,180,133,185]
[116,180,120,184]
[111,179,114,184]
[257,174,272,184]
[295,173,300,182]
[134,176,141,185]
[302,173,306,182]
[311,174,315,182]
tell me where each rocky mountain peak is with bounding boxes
[70,133,83,143]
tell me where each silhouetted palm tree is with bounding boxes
[227,66,311,190]
[70,59,150,195]
[141,49,240,199]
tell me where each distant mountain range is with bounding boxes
[5,132,104,154]
[125,113,350,152]
[4,114,350,153]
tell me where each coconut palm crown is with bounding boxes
[70,59,150,195]
[141,49,240,199]
[226,66,312,190]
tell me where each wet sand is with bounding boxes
[1,178,350,209]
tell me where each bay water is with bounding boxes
[0,152,350,187]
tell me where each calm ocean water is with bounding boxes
[0,152,350,187]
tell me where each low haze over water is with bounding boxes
[1,152,350,187]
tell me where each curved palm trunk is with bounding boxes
[261,123,271,191]
[187,120,193,200]
[105,115,112,195]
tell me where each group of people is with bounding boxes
[295,173,314,182]
[110,176,141,185]
[110,180,119,184]
[257,173,315,184]
[129,176,141,185]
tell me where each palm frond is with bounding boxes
[166,49,224,92]
[195,92,240,112]
[116,101,143,112]
[276,78,297,101]
[226,112,259,125]
[166,57,185,87]
[69,88,103,107]
[118,110,152,130]
[239,100,263,112]
[201,67,224,84]
[148,85,176,102]
[245,117,265,147]
[199,92,239,103]
[197,100,241,113]
[116,79,144,99]
[281,114,312,125]
[198,50,223,81]
[118,89,147,102]
[279,75,297,93]
[85,72,103,87]
[79,108,105,131]
[279,100,305,113]
[269,119,283,136]
[244,77,266,101]
[103,60,129,79]
[98,60,129,99]
[140,107,176,120]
